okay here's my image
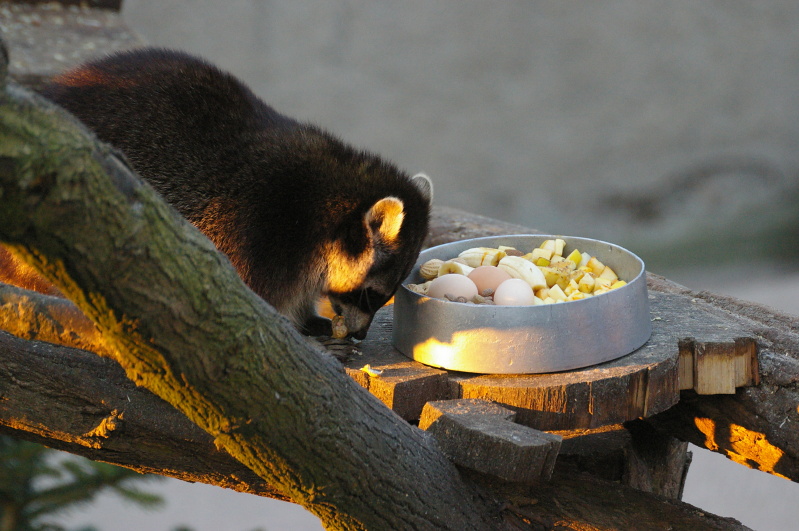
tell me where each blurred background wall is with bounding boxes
[121,0,799,278]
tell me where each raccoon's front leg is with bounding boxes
[300,314,333,336]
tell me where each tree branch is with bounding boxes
[0,280,111,357]
[0,328,749,529]
[0,328,284,499]
[0,70,500,530]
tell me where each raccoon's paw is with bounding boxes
[315,337,360,361]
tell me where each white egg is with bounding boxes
[493,278,536,306]
[427,274,479,301]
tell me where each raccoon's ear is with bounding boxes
[411,172,433,202]
[365,196,405,243]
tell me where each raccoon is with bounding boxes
[40,48,431,340]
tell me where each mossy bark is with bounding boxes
[0,74,501,530]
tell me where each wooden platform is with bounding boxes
[344,289,759,432]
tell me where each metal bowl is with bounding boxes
[392,235,651,374]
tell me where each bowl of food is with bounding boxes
[392,234,651,374]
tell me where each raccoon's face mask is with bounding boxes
[325,174,432,339]
[324,196,407,339]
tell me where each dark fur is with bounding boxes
[41,48,431,339]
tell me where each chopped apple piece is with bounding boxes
[586,256,605,273]
[565,249,582,267]
[578,252,591,269]
[567,291,589,301]
[548,284,567,301]
[539,267,558,288]
[598,265,619,281]
[535,287,550,299]
[539,239,556,253]
[531,248,553,261]
[564,279,580,295]
[568,271,585,285]
[553,238,566,256]
[535,257,551,267]
[577,274,595,293]
[594,277,613,291]
[539,266,570,289]
[610,280,627,290]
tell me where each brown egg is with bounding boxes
[467,266,512,293]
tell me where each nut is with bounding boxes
[420,259,444,280]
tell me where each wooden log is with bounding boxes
[623,419,691,499]
[419,399,561,483]
[644,273,799,481]
[344,358,449,422]
[0,325,750,530]
[344,288,759,431]
[343,309,451,420]
[0,329,284,499]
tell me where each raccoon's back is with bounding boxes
[40,48,295,217]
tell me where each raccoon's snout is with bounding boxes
[330,300,373,340]
[340,308,373,340]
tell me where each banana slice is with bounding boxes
[438,260,475,276]
[497,256,547,290]
[457,247,507,267]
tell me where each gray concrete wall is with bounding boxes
[123,0,799,272]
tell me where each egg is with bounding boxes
[427,274,478,301]
[467,265,512,293]
[494,278,537,306]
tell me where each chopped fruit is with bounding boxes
[594,277,613,291]
[531,248,554,262]
[598,265,619,281]
[565,249,583,267]
[548,284,567,301]
[577,274,595,293]
[412,239,631,306]
[586,256,605,273]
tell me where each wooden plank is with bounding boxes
[670,297,760,394]
[343,306,450,421]
[419,399,561,483]
[344,289,761,431]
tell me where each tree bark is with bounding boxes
[0,65,502,530]
[0,329,748,530]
